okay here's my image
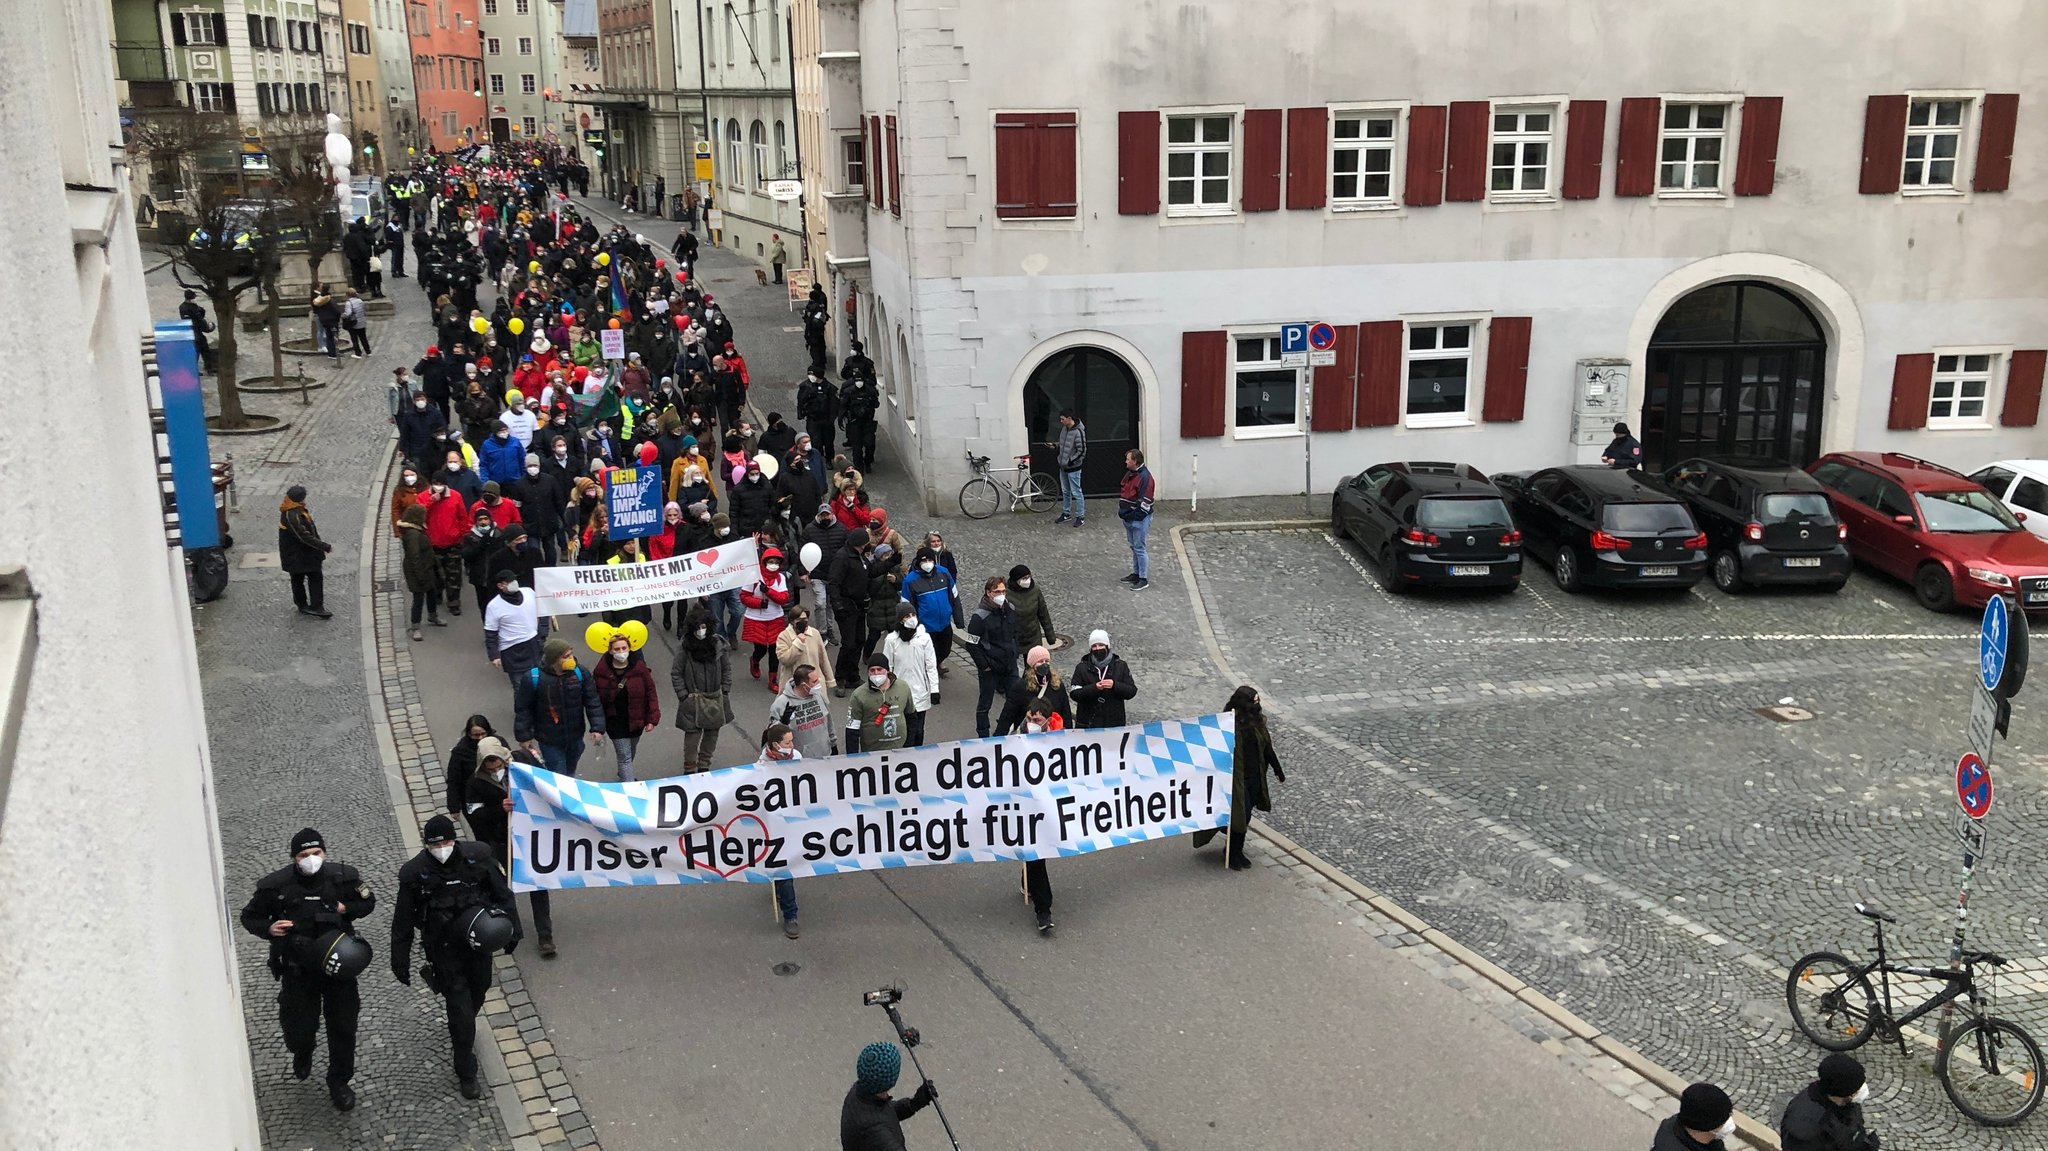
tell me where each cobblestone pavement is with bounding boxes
[1186,524,2048,1149]
[148,261,516,1150]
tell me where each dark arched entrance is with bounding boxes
[1025,346,1140,497]
[1642,281,1827,470]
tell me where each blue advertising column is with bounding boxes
[155,321,228,600]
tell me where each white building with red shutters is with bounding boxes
[806,0,2046,505]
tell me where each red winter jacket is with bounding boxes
[422,489,473,549]
[646,521,681,560]
[478,495,523,530]
[592,652,661,731]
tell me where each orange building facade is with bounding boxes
[408,0,487,152]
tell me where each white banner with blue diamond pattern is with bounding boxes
[507,715,1235,890]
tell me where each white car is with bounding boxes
[1967,460,2048,541]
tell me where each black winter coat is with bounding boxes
[830,539,874,609]
[464,768,512,857]
[965,602,1018,675]
[513,664,605,745]
[238,861,376,976]
[1779,1084,1876,1151]
[800,519,848,580]
[838,1084,932,1151]
[1068,651,1137,729]
[1651,1116,1726,1151]
[278,500,328,573]
[729,476,779,536]
[509,471,565,533]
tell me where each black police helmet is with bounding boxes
[311,929,374,979]
[458,905,516,953]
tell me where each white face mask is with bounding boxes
[1018,578,1032,590]
[487,768,506,783]
[525,465,540,476]
[992,593,1006,607]
[1025,720,1047,733]
[295,853,324,875]
[429,845,454,864]
[1712,1119,1736,1140]
[716,528,730,537]
[415,399,429,409]
[919,561,934,573]
[869,672,889,688]
[1850,1084,1870,1104]
[695,628,709,639]
[611,651,628,665]
[766,563,780,573]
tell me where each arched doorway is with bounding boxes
[1025,347,1140,497]
[1642,281,1827,470]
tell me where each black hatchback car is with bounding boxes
[1648,458,1852,594]
[1494,466,1707,592]
[1330,461,1523,591]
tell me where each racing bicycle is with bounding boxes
[1786,901,2045,1126]
[958,450,1057,519]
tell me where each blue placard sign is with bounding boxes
[1980,594,2009,694]
[1279,323,1309,355]
[153,321,219,549]
[604,466,664,541]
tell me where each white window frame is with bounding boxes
[192,81,228,112]
[1329,104,1404,211]
[485,36,499,54]
[519,73,535,94]
[481,0,496,13]
[751,121,769,189]
[726,119,744,190]
[1657,96,1736,198]
[517,36,533,55]
[515,0,528,11]
[1402,315,1488,429]
[521,115,537,136]
[184,10,219,44]
[1162,106,1239,220]
[1902,91,1979,196]
[838,131,865,192]
[1926,346,2007,430]
[1226,329,1305,440]
[1487,99,1562,202]
[488,73,504,95]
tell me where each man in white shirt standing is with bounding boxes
[484,569,546,685]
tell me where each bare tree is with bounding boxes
[138,110,279,430]
[275,153,343,287]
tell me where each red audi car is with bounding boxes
[1807,452,2048,612]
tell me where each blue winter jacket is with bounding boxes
[479,431,526,486]
[901,568,963,636]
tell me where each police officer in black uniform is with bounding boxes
[390,814,521,1099]
[238,827,376,1111]
[839,355,881,474]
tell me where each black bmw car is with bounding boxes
[1647,457,1852,593]
[1330,461,1523,591]
[1494,466,1707,592]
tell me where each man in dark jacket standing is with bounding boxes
[1049,410,1087,526]
[1780,1054,1879,1151]
[841,373,881,473]
[462,738,559,957]
[1119,449,1157,591]
[798,369,839,460]
[510,453,567,566]
[390,814,521,1101]
[964,575,1019,738]
[179,290,217,373]
[238,828,375,1110]
[830,533,876,692]
[1005,564,1056,653]
[1601,421,1643,470]
[513,637,607,775]
[1068,629,1136,729]
[279,485,334,618]
[840,1042,935,1151]
[1654,1083,1735,1150]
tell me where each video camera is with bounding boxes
[861,985,958,1148]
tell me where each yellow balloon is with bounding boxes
[528,260,541,273]
[596,252,611,266]
[620,620,648,650]
[470,316,489,334]
[507,317,525,335]
[584,621,615,653]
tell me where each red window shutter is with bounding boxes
[886,114,901,217]
[2003,349,2047,427]
[1241,108,1283,212]
[1561,100,1606,200]
[1887,353,1934,430]
[994,113,1077,219]
[1444,100,1490,202]
[1118,110,1160,215]
[1974,93,2020,193]
[1309,324,1359,432]
[1404,106,1447,208]
[1481,317,1533,422]
[1355,321,1405,428]
[1614,97,1660,196]
[1180,331,1228,439]
[1285,106,1327,210]
[1733,96,1783,196]
[1860,95,1909,194]
[1040,114,1078,215]
[868,116,884,209]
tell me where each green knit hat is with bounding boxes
[854,1042,900,1095]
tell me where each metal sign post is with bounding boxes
[1940,598,2021,1041]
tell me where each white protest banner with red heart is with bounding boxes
[505,715,1236,891]
[529,537,759,616]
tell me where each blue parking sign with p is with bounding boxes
[1280,323,1310,355]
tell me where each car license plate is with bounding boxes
[1784,557,1822,568]
[1449,565,1490,577]
[1639,565,1679,577]
[2029,592,2048,604]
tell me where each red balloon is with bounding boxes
[674,316,688,330]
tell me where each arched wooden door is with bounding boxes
[1642,281,1827,469]
[1025,347,1141,497]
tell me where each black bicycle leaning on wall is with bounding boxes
[1786,902,2044,1125]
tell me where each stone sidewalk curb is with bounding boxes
[356,437,601,1151]
[1174,520,1782,1149]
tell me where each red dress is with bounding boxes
[738,558,793,645]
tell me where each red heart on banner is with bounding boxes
[683,813,772,877]
[696,549,721,567]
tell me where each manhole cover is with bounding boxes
[238,551,281,569]
[374,578,399,593]
[772,962,802,977]
[1754,705,1815,723]
[1047,633,1072,652]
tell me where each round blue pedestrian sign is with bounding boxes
[1307,322,1337,351]
[1981,595,2010,694]
[1956,752,1993,819]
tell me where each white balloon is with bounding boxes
[799,542,822,571]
